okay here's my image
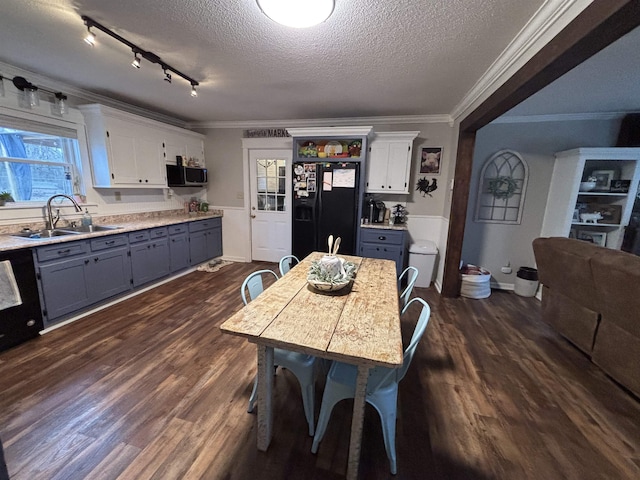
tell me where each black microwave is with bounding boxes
[166,165,208,187]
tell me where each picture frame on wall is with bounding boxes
[577,230,607,247]
[420,147,442,174]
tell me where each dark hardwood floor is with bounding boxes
[0,261,638,479]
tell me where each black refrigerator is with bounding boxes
[292,161,361,260]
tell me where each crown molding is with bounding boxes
[491,111,628,124]
[0,60,191,129]
[450,0,592,123]
[188,114,452,129]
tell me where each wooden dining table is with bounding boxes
[220,252,403,480]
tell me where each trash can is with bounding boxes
[514,267,539,297]
[409,240,438,287]
[460,264,491,299]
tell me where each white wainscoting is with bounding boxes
[213,206,251,263]
[405,214,447,292]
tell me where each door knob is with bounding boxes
[251,214,256,218]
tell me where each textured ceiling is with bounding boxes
[506,25,640,118]
[1,0,552,123]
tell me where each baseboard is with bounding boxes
[221,255,246,263]
[491,281,514,291]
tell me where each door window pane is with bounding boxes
[255,157,287,212]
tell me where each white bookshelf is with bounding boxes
[541,147,640,249]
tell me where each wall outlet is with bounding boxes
[501,266,512,274]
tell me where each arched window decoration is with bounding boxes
[474,150,528,224]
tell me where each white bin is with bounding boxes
[409,240,438,288]
[460,265,491,299]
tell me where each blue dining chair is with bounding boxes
[279,254,300,276]
[311,297,432,474]
[398,266,419,309]
[242,269,320,436]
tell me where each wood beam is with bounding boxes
[442,0,640,297]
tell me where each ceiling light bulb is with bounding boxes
[84,29,96,46]
[257,0,334,28]
[191,85,197,97]
[132,53,141,69]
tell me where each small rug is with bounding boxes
[196,259,233,273]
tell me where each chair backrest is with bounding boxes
[397,297,431,382]
[367,297,431,392]
[279,255,300,276]
[398,266,419,309]
[241,269,279,305]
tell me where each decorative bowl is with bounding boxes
[307,256,357,292]
[307,279,351,292]
[579,181,596,192]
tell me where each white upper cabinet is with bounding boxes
[80,104,204,188]
[366,131,419,194]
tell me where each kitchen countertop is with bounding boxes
[0,210,223,253]
[361,222,407,231]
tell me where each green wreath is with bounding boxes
[487,176,518,199]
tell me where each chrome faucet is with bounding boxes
[46,194,83,230]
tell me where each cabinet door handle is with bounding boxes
[58,249,71,255]
[139,179,142,183]
[378,236,386,240]
[84,259,90,264]
[388,185,391,189]
[94,257,99,262]
[106,240,115,245]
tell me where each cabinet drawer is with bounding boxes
[189,217,221,232]
[90,234,128,252]
[360,229,404,246]
[149,227,168,238]
[36,240,89,262]
[168,224,188,235]
[128,230,150,244]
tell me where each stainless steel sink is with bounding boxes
[11,225,121,239]
[11,229,82,239]
[58,224,122,234]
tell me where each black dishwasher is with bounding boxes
[0,249,43,352]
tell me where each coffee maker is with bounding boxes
[365,197,386,223]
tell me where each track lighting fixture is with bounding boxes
[84,25,96,46]
[11,76,68,115]
[81,15,199,97]
[131,52,141,69]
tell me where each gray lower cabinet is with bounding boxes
[168,224,189,272]
[189,218,222,265]
[36,235,131,325]
[130,228,170,287]
[359,228,407,276]
[34,217,222,326]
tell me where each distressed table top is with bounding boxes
[220,252,403,368]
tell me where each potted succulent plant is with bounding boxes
[0,191,14,206]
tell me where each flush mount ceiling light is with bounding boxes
[256,0,335,28]
[81,15,199,96]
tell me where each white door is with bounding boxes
[249,149,292,262]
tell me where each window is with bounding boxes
[255,158,286,211]
[0,117,84,202]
